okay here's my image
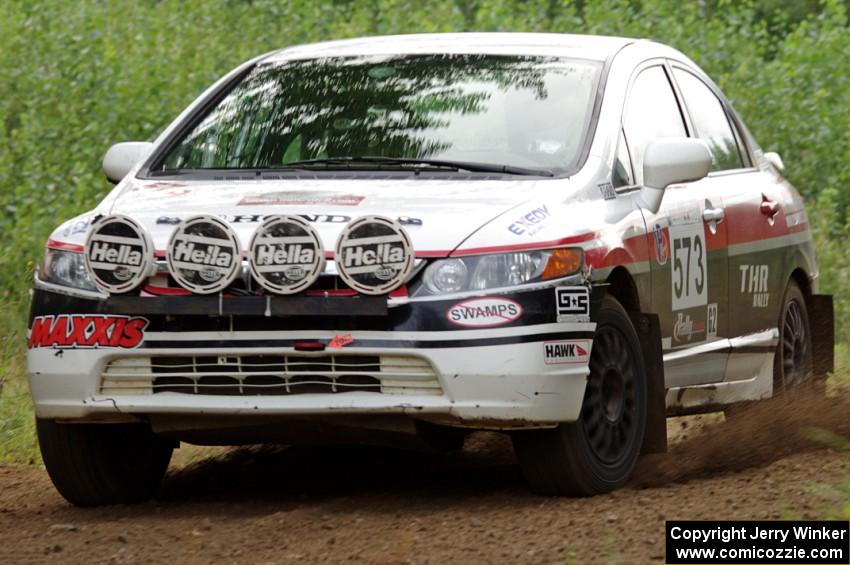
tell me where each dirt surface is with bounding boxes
[1,395,848,564]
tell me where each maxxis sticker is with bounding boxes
[28,315,148,349]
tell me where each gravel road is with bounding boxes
[1,394,848,564]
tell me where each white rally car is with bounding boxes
[28,33,832,505]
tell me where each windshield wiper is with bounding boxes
[277,156,555,177]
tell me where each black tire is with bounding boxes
[36,419,173,506]
[512,295,647,496]
[774,279,814,394]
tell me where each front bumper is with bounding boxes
[27,284,596,427]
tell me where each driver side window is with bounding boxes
[622,66,688,184]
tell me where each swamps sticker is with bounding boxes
[446,297,523,328]
[28,315,149,349]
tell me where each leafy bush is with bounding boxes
[1,0,849,461]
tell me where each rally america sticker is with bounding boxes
[335,215,414,295]
[248,215,325,294]
[166,215,242,294]
[28,315,148,349]
[543,339,591,365]
[556,286,590,318]
[84,214,155,293]
[446,297,523,328]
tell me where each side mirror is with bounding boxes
[639,138,712,213]
[764,151,785,173]
[102,142,154,183]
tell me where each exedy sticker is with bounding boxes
[543,339,591,364]
[446,297,523,328]
[507,205,551,237]
[28,315,148,349]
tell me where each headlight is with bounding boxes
[415,247,582,296]
[40,249,99,291]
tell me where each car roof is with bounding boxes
[262,33,639,63]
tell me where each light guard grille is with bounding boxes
[100,353,441,397]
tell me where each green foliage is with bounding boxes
[1,0,849,461]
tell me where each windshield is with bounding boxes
[155,54,602,175]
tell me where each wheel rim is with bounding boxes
[581,325,636,465]
[781,298,809,388]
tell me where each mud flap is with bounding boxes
[809,294,834,378]
[629,312,667,454]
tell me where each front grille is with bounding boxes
[99,353,442,397]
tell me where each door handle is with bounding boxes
[760,195,780,218]
[702,207,725,223]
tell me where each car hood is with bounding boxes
[47,177,576,256]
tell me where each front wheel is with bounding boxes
[512,295,647,496]
[37,419,173,506]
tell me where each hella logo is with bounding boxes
[89,242,143,266]
[167,215,241,294]
[247,215,325,295]
[342,243,406,268]
[84,214,154,294]
[254,244,316,266]
[335,216,413,296]
[172,241,233,267]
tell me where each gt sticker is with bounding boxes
[166,215,242,294]
[670,216,707,311]
[335,215,414,295]
[248,215,325,294]
[84,214,155,293]
[543,339,591,365]
[28,315,148,349]
[556,286,590,317]
[446,298,523,328]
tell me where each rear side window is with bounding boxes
[672,69,744,171]
[622,66,687,184]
